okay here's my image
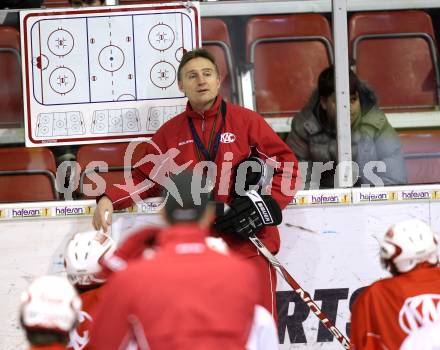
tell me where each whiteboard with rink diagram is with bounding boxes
[20,3,200,147]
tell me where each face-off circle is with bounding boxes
[70,124,81,133]
[98,45,125,72]
[95,111,107,122]
[151,107,161,118]
[94,123,106,133]
[37,114,52,136]
[49,67,76,94]
[125,110,136,119]
[47,29,74,57]
[40,114,51,124]
[69,113,80,123]
[175,47,184,62]
[110,116,122,126]
[150,61,176,89]
[148,23,175,51]
[151,120,160,129]
[126,121,138,131]
[55,119,65,129]
[124,110,138,131]
[39,126,50,135]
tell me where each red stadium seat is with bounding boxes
[246,14,333,117]
[76,142,147,198]
[0,26,23,128]
[349,11,440,112]
[201,18,238,103]
[0,147,59,202]
[399,130,440,184]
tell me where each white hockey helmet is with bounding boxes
[64,230,116,287]
[380,219,439,273]
[20,275,81,333]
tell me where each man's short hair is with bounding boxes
[318,65,360,98]
[177,48,219,81]
[25,330,68,347]
[162,170,210,224]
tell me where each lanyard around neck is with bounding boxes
[188,99,227,162]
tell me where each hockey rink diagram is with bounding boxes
[91,108,140,134]
[30,13,194,104]
[21,5,200,145]
[36,111,85,137]
[147,104,186,131]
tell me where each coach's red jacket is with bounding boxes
[103,96,298,256]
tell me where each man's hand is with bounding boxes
[93,196,114,233]
[214,191,282,239]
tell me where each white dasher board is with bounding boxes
[20,3,200,147]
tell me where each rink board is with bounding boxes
[1,195,440,349]
[20,4,200,146]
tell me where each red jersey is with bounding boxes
[104,96,298,257]
[350,266,440,350]
[68,288,101,350]
[30,345,67,350]
[90,223,263,350]
[100,226,277,317]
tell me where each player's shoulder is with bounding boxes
[368,275,399,295]
[353,277,394,307]
[152,109,189,143]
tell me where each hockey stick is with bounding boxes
[249,235,351,350]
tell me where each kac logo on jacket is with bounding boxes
[220,132,236,143]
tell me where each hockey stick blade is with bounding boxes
[249,235,351,350]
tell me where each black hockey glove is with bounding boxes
[214,190,282,239]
